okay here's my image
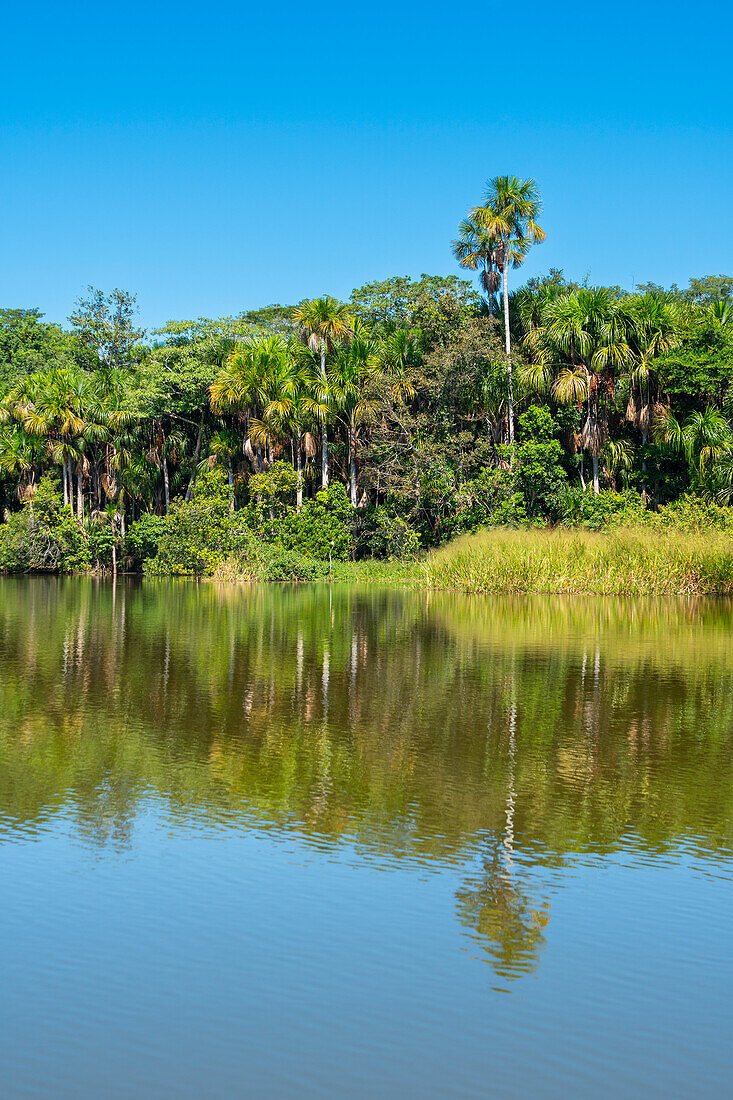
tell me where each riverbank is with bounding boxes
[329,527,733,596]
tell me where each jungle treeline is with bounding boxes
[0,176,732,574]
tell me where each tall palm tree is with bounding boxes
[292,297,353,486]
[626,292,681,446]
[521,288,631,494]
[5,366,94,512]
[205,429,240,511]
[247,337,298,465]
[378,328,418,404]
[0,424,43,502]
[210,335,280,468]
[329,326,380,505]
[656,407,733,492]
[451,217,502,310]
[454,176,545,446]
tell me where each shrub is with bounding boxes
[0,478,90,573]
[558,487,647,530]
[354,506,421,559]
[279,482,354,560]
[453,469,528,534]
[514,407,568,519]
[654,494,733,532]
[126,513,169,565]
[214,535,329,582]
[143,469,250,576]
[243,461,300,537]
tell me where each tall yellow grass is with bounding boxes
[422,528,733,595]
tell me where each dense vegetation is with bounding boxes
[1,176,732,582]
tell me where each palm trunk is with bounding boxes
[228,456,234,513]
[62,459,68,508]
[502,250,515,450]
[185,412,205,501]
[321,339,329,487]
[162,456,170,514]
[296,431,303,510]
[349,426,357,507]
[579,453,586,491]
[592,453,600,495]
[76,467,83,520]
[321,425,328,488]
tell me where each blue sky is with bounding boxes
[2,0,731,331]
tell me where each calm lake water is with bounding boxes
[1,579,732,1098]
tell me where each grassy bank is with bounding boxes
[212,526,733,595]
[418,528,733,596]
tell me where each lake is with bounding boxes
[1,578,731,1098]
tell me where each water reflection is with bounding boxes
[0,578,732,984]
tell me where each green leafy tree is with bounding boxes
[69,287,146,371]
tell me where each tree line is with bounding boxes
[0,175,732,570]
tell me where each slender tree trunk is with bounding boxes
[162,456,170,514]
[579,453,587,491]
[349,426,357,507]
[502,250,515,450]
[641,419,648,499]
[228,457,234,513]
[321,339,329,487]
[592,453,600,495]
[321,425,329,487]
[76,467,83,520]
[185,412,205,501]
[62,460,68,508]
[296,430,303,511]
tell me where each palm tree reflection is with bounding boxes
[456,676,550,984]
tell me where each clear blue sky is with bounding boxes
[2,1,731,331]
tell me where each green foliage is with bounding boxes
[143,469,250,576]
[245,461,299,527]
[0,309,77,393]
[453,469,528,534]
[69,287,146,371]
[279,483,354,560]
[354,507,421,559]
[513,406,567,518]
[558,487,647,530]
[0,478,90,573]
[349,275,481,345]
[219,542,329,582]
[125,513,170,564]
[654,494,733,531]
[1,254,733,577]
